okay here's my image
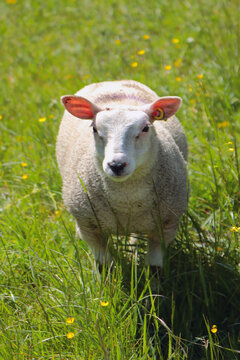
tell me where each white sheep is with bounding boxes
[56,80,188,269]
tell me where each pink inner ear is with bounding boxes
[151,97,182,119]
[62,96,95,119]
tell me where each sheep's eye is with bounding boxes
[142,125,149,133]
[93,126,98,134]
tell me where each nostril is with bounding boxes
[108,161,127,175]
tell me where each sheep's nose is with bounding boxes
[108,161,127,176]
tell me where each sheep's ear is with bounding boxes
[144,96,182,121]
[61,96,101,119]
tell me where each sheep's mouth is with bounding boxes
[108,174,132,182]
[104,168,133,182]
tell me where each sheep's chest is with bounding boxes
[93,180,164,235]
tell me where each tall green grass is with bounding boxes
[0,0,240,358]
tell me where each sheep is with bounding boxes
[56,80,188,270]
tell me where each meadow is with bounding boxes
[0,0,240,359]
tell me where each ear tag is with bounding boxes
[154,107,165,120]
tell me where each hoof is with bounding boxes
[97,262,103,274]
[150,265,162,277]
[96,261,115,274]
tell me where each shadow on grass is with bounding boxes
[110,216,240,359]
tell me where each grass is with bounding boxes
[0,0,240,358]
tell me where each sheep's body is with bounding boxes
[56,80,188,266]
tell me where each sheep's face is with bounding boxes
[61,94,182,182]
[93,109,153,181]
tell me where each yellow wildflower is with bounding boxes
[38,117,47,123]
[164,65,172,71]
[217,246,222,251]
[55,210,61,217]
[100,301,109,307]
[211,325,217,334]
[64,74,73,80]
[143,34,150,40]
[21,162,28,167]
[197,74,204,79]
[131,62,138,68]
[49,114,54,119]
[174,58,182,67]
[137,49,145,55]
[188,87,193,92]
[230,226,240,232]
[7,0,17,3]
[66,317,75,324]
[227,141,232,145]
[0,115,2,120]
[176,77,181,82]
[115,39,121,45]
[21,174,28,180]
[229,148,234,152]
[172,38,179,44]
[66,332,75,339]
[217,121,229,129]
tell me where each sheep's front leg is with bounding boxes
[76,222,112,267]
[146,223,179,268]
[146,234,164,268]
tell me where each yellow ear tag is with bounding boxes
[154,107,165,120]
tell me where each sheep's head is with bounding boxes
[61,95,182,182]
